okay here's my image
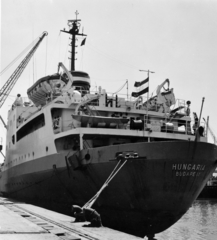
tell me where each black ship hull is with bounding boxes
[1,141,217,237]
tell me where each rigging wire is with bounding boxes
[34,51,37,81]
[32,28,35,83]
[32,56,35,83]
[112,80,128,95]
[79,45,85,70]
[86,41,139,70]
[0,39,38,76]
[58,31,62,63]
[79,36,86,70]
[64,37,70,67]
[32,47,35,83]
[47,31,61,71]
[91,77,127,82]
[45,34,48,75]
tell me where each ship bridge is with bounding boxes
[70,71,90,91]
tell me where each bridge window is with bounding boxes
[16,114,45,142]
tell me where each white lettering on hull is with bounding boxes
[172,163,206,177]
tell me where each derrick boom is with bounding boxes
[0,31,48,108]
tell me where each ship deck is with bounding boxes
[0,196,142,240]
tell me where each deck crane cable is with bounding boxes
[112,80,128,95]
[0,31,48,109]
[87,41,138,70]
[64,37,70,65]
[45,34,48,75]
[46,31,61,71]
[0,38,39,76]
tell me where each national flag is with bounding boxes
[81,38,86,46]
[132,77,149,97]
[132,86,149,97]
[134,77,149,87]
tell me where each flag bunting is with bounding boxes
[134,77,149,87]
[81,38,86,46]
[132,77,149,97]
[132,87,149,97]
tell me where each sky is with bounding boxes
[1,0,217,163]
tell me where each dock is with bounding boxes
[0,197,142,240]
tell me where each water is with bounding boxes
[156,200,217,240]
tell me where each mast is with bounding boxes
[139,69,155,127]
[139,69,155,102]
[61,11,87,71]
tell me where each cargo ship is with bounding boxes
[1,15,217,239]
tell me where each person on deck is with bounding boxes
[14,94,23,106]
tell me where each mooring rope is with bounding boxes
[83,159,127,209]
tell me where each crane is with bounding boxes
[0,31,48,108]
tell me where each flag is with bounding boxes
[81,38,86,46]
[134,77,149,87]
[132,77,149,97]
[132,87,149,97]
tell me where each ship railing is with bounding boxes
[69,90,187,116]
[72,90,208,136]
[144,112,206,136]
[86,90,189,113]
[67,112,207,139]
[9,96,34,111]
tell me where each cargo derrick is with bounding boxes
[0,31,48,108]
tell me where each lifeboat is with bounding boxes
[27,71,90,106]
